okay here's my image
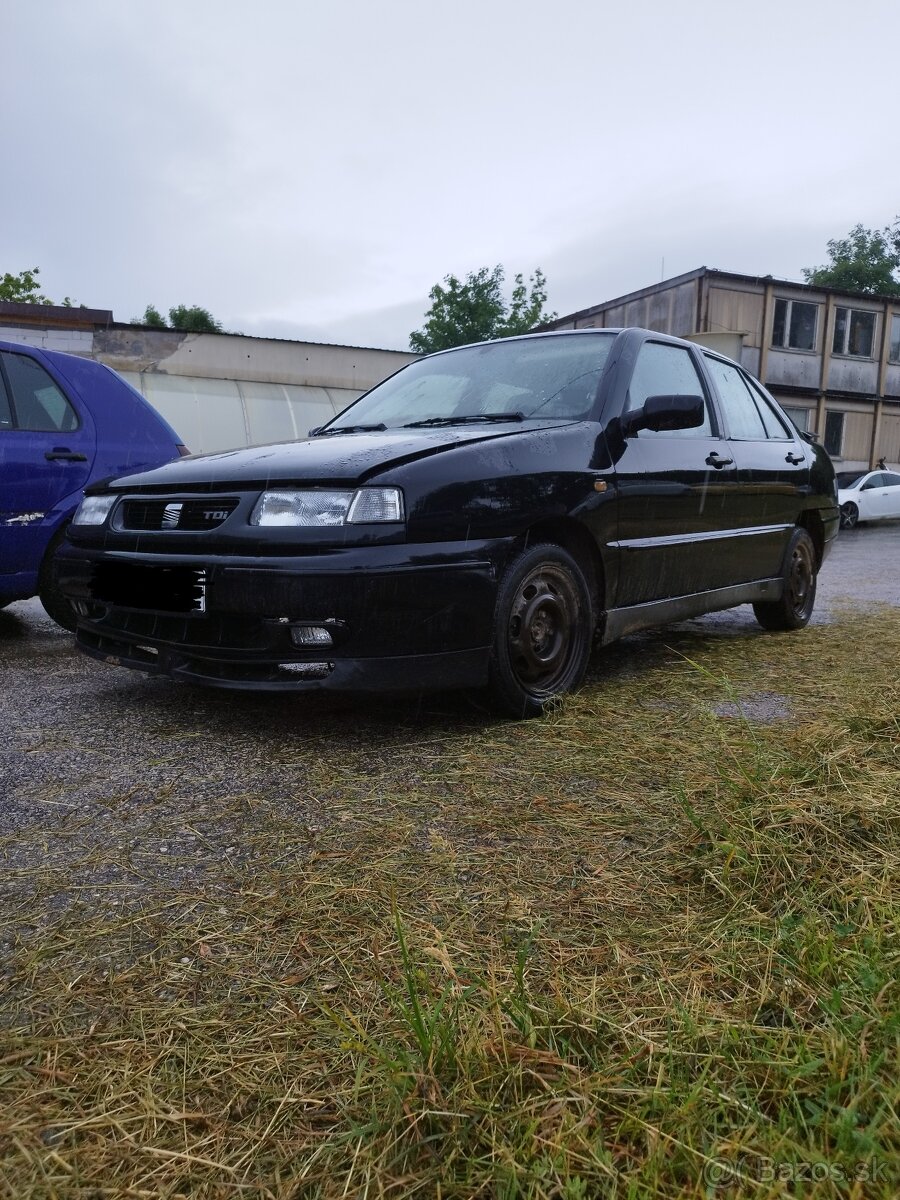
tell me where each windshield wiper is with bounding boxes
[402,412,525,428]
[311,423,387,436]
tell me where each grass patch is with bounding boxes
[1,611,898,1197]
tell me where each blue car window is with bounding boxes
[0,369,12,428]
[2,350,79,432]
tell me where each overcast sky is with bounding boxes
[4,0,898,350]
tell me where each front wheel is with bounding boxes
[839,501,859,530]
[486,543,594,718]
[752,528,817,632]
[38,526,78,632]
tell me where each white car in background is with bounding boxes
[837,469,900,529]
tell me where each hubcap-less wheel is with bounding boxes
[752,527,817,632]
[507,565,579,695]
[786,537,814,621]
[840,501,859,530]
[487,544,593,717]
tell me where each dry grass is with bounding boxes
[1,610,898,1198]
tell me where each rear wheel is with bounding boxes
[752,528,817,632]
[38,527,78,632]
[839,501,859,529]
[486,543,593,718]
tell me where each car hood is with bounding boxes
[93,423,568,492]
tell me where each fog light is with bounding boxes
[290,624,334,647]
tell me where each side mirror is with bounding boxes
[622,393,705,437]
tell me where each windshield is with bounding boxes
[326,334,615,431]
[836,472,866,489]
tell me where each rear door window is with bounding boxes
[744,375,793,438]
[705,355,782,441]
[1,351,80,432]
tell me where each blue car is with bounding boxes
[0,340,186,628]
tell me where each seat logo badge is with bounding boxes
[161,502,183,529]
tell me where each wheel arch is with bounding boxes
[518,518,606,619]
[796,509,825,567]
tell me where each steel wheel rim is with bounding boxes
[787,541,814,618]
[507,563,582,697]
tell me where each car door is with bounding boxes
[881,472,900,518]
[0,347,96,582]
[862,471,900,519]
[701,354,809,583]
[611,338,742,607]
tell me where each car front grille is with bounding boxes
[116,498,239,532]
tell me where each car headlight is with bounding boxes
[72,494,117,525]
[250,487,404,527]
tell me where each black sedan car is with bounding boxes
[59,329,839,716]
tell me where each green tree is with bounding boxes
[803,220,900,295]
[131,303,223,332]
[409,265,556,354]
[168,304,222,333]
[139,304,169,328]
[1,266,53,304]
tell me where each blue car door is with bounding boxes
[0,347,96,589]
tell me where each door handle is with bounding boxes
[45,449,88,462]
[785,452,805,465]
[705,452,734,469]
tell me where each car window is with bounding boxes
[1,351,79,433]
[743,374,792,438]
[883,472,900,487]
[703,356,769,440]
[861,473,884,490]
[836,472,865,489]
[0,370,12,429]
[626,342,712,437]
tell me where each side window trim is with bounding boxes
[0,353,15,429]
[740,371,793,440]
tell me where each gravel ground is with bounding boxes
[2,521,898,925]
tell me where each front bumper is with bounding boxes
[57,541,504,692]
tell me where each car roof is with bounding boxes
[424,326,723,358]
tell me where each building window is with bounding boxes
[889,313,900,363]
[772,299,818,351]
[824,411,845,457]
[783,405,810,432]
[832,307,876,357]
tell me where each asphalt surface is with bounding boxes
[1,521,898,927]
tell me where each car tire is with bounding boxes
[486,543,594,718]
[752,527,817,632]
[38,526,78,632]
[839,501,859,530]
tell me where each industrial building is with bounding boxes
[0,302,416,454]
